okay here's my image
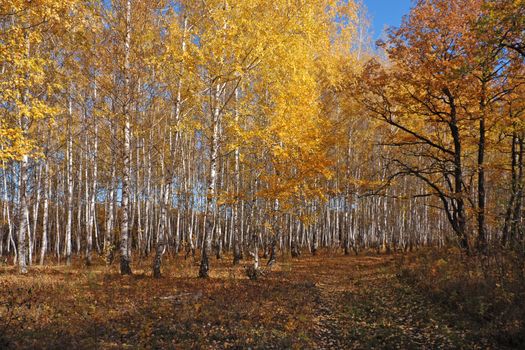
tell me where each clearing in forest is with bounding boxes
[0,254,497,349]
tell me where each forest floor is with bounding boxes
[0,252,507,349]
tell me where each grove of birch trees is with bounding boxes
[0,0,524,276]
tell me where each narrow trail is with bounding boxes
[313,279,343,349]
[293,255,494,349]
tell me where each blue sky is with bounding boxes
[363,0,412,39]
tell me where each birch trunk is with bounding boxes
[153,179,170,278]
[65,95,73,265]
[40,160,50,265]
[199,84,221,278]
[120,0,132,275]
[17,32,31,273]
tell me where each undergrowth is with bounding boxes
[396,247,525,348]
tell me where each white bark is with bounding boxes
[199,84,222,278]
[120,0,132,275]
[17,32,30,273]
[65,95,73,265]
[39,160,49,265]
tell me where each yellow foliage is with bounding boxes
[0,0,77,161]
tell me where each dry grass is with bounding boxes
[0,253,317,349]
[1,250,521,349]
[397,247,525,348]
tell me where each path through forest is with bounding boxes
[302,256,494,349]
[1,254,498,349]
